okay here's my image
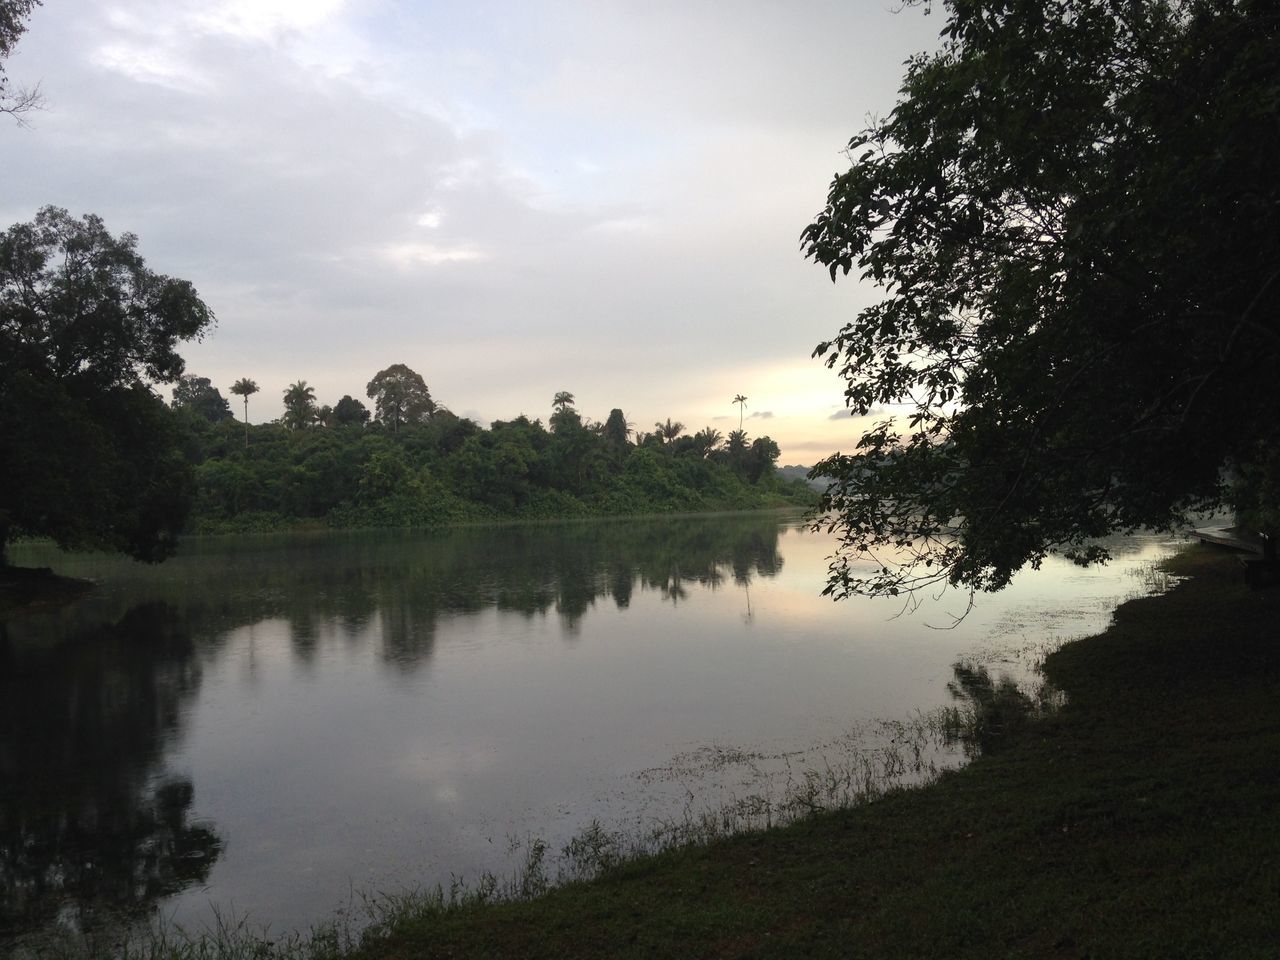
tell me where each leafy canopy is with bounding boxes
[1,207,212,388]
[366,363,435,432]
[0,0,40,122]
[803,0,1280,598]
[0,207,214,561]
[172,375,233,423]
[332,394,370,427]
[282,380,318,429]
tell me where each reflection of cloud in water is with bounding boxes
[395,743,500,796]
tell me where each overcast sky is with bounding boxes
[3,0,941,464]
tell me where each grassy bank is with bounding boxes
[334,545,1277,959]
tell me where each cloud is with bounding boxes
[192,0,348,43]
[7,0,943,463]
[585,216,656,236]
[415,207,444,229]
[376,243,490,268]
[827,406,890,420]
[748,411,774,420]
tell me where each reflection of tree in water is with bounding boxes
[261,515,790,657]
[941,661,1036,757]
[14,514,791,680]
[0,604,221,944]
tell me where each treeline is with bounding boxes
[171,367,815,534]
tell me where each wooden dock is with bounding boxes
[1191,526,1265,554]
[1193,527,1280,586]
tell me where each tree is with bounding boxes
[281,380,317,430]
[552,390,575,412]
[602,408,630,448]
[171,375,233,423]
[691,427,723,459]
[332,394,370,427]
[550,405,584,437]
[745,436,781,483]
[724,429,749,474]
[0,206,214,562]
[366,363,435,433]
[229,378,259,449]
[655,418,684,445]
[0,0,41,124]
[732,394,748,430]
[803,0,1280,599]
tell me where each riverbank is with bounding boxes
[339,544,1277,959]
[0,565,93,618]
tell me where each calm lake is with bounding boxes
[2,512,1182,947]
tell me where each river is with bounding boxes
[1,512,1182,948]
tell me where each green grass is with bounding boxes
[18,545,1279,959]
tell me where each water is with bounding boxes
[1,513,1183,946]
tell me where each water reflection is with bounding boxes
[1,516,1178,946]
[0,604,222,940]
[7,515,788,672]
[0,514,790,944]
[941,661,1038,757]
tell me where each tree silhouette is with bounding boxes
[692,427,723,459]
[0,0,42,125]
[229,378,259,449]
[552,391,576,412]
[602,408,630,448]
[332,394,370,427]
[733,394,748,430]
[655,419,685,445]
[803,0,1280,598]
[282,381,317,430]
[172,375,233,423]
[0,206,213,563]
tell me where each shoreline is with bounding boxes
[0,565,94,618]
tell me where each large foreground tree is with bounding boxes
[804,0,1279,598]
[0,207,214,563]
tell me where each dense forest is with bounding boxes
[170,369,815,534]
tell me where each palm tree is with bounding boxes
[282,380,317,430]
[692,427,723,458]
[552,390,576,412]
[733,394,748,430]
[230,378,259,449]
[655,418,684,445]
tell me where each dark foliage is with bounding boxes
[0,207,214,562]
[804,0,1280,597]
[171,375,233,423]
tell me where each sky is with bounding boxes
[2,0,942,465]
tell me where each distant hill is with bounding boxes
[778,464,828,491]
